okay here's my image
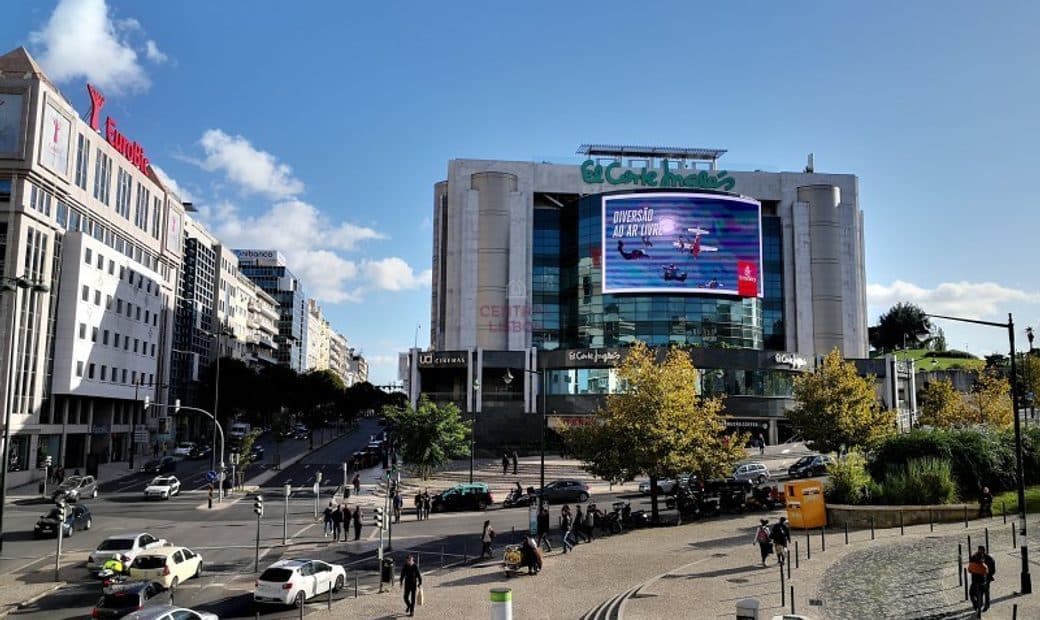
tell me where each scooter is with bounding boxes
[503,489,534,508]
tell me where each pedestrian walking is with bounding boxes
[967,546,991,615]
[399,553,422,616]
[979,486,993,518]
[583,504,596,541]
[770,516,791,564]
[501,452,509,476]
[352,473,361,495]
[979,545,996,612]
[341,505,352,541]
[573,506,591,543]
[521,535,542,575]
[394,491,403,523]
[353,505,363,541]
[480,520,495,559]
[331,504,344,541]
[322,502,335,537]
[560,507,575,553]
[754,519,772,566]
[422,490,431,520]
[511,450,519,475]
[756,432,766,455]
[414,492,423,520]
[537,505,553,552]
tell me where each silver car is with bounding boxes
[732,462,771,484]
[52,475,98,502]
[122,605,218,620]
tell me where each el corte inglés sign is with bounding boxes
[581,158,736,191]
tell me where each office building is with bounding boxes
[234,250,306,371]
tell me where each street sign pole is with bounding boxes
[313,472,322,520]
[283,484,290,545]
[54,502,65,582]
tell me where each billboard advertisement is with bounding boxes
[601,192,762,296]
[40,101,71,177]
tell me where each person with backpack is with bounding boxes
[573,506,591,543]
[480,520,496,559]
[754,519,773,566]
[322,502,335,537]
[967,546,991,615]
[560,506,575,553]
[770,516,791,565]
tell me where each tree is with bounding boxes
[869,302,932,352]
[918,377,968,427]
[966,370,1012,427]
[564,342,746,524]
[384,397,470,480]
[1021,354,1040,411]
[930,326,948,353]
[788,349,895,452]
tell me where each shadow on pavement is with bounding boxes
[672,564,766,580]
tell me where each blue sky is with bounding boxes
[4,0,1039,382]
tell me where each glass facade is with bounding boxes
[545,367,795,397]
[531,193,786,351]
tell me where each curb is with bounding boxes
[0,582,66,618]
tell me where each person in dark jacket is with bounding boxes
[501,453,509,475]
[352,505,363,540]
[322,502,335,537]
[560,506,574,553]
[330,504,343,541]
[979,486,994,518]
[536,505,553,551]
[340,505,352,541]
[511,450,519,475]
[573,506,591,543]
[399,554,422,616]
[770,516,791,564]
[980,545,996,612]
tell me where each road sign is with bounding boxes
[206,471,218,483]
[134,430,149,443]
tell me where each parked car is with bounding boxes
[143,476,181,500]
[537,480,591,503]
[52,475,98,502]
[732,462,771,484]
[171,442,196,458]
[253,559,346,607]
[431,483,494,512]
[122,606,218,620]
[187,445,212,460]
[788,454,833,478]
[34,503,92,538]
[141,457,176,474]
[87,533,168,570]
[129,546,203,589]
[248,445,265,462]
[638,474,691,495]
[92,581,164,618]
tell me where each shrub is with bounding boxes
[877,458,957,505]
[825,450,876,505]
[927,350,977,360]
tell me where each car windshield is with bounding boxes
[793,456,815,467]
[59,477,81,488]
[100,591,143,608]
[97,538,134,551]
[151,477,173,486]
[177,443,193,448]
[132,555,167,570]
[43,508,61,519]
[144,460,159,468]
[259,567,294,582]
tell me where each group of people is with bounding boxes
[501,451,519,475]
[559,503,602,551]
[321,502,364,542]
[753,516,791,566]
[413,489,433,520]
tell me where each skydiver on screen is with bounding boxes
[617,240,650,260]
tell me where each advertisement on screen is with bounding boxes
[601,192,762,296]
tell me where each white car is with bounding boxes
[87,533,168,569]
[172,442,196,457]
[129,546,203,589]
[638,474,690,495]
[122,605,218,620]
[254,559,347,607]
[144,476,181,500]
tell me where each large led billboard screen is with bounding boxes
[601,192,762,296]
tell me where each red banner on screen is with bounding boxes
[737,261,759,297]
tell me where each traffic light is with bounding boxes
[173,399,181,414]
[57,501,67,522]
[253,494,264,517]
[316,472,323,484]
[44,455,52,468]
[373,507,385,530]
[143,396,150,410]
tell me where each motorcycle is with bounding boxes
[503,489,534,508]
[611,500,651,529]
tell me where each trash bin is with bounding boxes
[736,598,760,620]
[785,479,827,529]
[381,558,394,583]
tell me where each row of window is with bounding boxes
[75,360,155,386]
[77,322,157,357]
[543,367,796,397]
[82,246,161,296]
[77,133,163,238]
[79,284,160,327]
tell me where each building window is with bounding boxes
[106,295,112,309]
[135,306,141,320]
[81,285,89,301]
[76,361,84,377]
[78,323,86,339]
[131,370,137,384]
[122,368,128,383]
[117,299,123,313]
[84,247,92,264]
[114,333,120,347]
[134,183,150,231]
[91,327,98,342]
[103,330,109,345]
[93,152,111,205]
[115,168,132,219]
[144,310,149,323]
[151,197,161,239]
[100,365,107,381]
[75,133,91,190]
[94,290,101,306]
[150,343,156,357]
[96,253,103,269]
[127,302,133,317]
[133,339,139,353]
[108,259,114,275]
[88,363,95,379]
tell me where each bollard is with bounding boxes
[985,527,990,552]
[780,563,786,606]
[299,596,304,620]
[355,573,359,599]
[844,521,849,545]
[820,526,825,552]
[870,516,875,540]
[256,612,260,620]
[794,540,799,568]
[490,588,512,620]
[328,580,333,610]
[806,531,811,560]
[900,512,904,536]
[1003,501,1008,524]
[416,551,421,569]
[1013,602,1018,619]
[786,549,791,579]
[512,525,515,543]
[964,505,968,528]
[958,543,963,585]
[968,534,972,555]
[790,585,795,615]
[170,585,175,606]
[963,568,968,601]
[441,544,446,568]
[929,509,934,533]
[1013,523,1018,549]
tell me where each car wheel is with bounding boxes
[578,492,589,503]
[294,591,306,608]
[65,526,72,538]
[85,518,92,530]
[477,499,488,511]
[333,575,344,592]
[194,562,202,578]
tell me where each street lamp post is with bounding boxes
[504,367,549,509]
[928,312,1031,594]
[147,400,226,502]
[0,276,50,554]
[469,379,480,484]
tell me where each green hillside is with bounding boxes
[870,348,985,372]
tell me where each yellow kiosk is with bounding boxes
[785,479,827,529]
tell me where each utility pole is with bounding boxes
[54,501,66,582]
[253,494,264,573]
[283,484,290,545]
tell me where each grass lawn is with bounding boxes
[992,485,1040,514]
[871,348,985,372]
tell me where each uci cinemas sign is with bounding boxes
[580,158,736,192]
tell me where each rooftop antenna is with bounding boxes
[804,153,815,174]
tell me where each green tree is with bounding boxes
[918,377,968,427]
[384,397,470,480]
[564,342,746,524]
[788,349,895,452]
[1022,354,1040,411]
[965,370,1012,427]
[930,326,948,352]
[869,302,932,352]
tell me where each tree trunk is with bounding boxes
[649,474,660,524]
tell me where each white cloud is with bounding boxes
[368,354,400,367]
[150,164,194,203]
[144,40,167,64]
[195,129,305,199]
[867,280,1040,320]
[205,200,382,253]
[362,257,432,291]
[290,250,361,304]
[29,0,164,95]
